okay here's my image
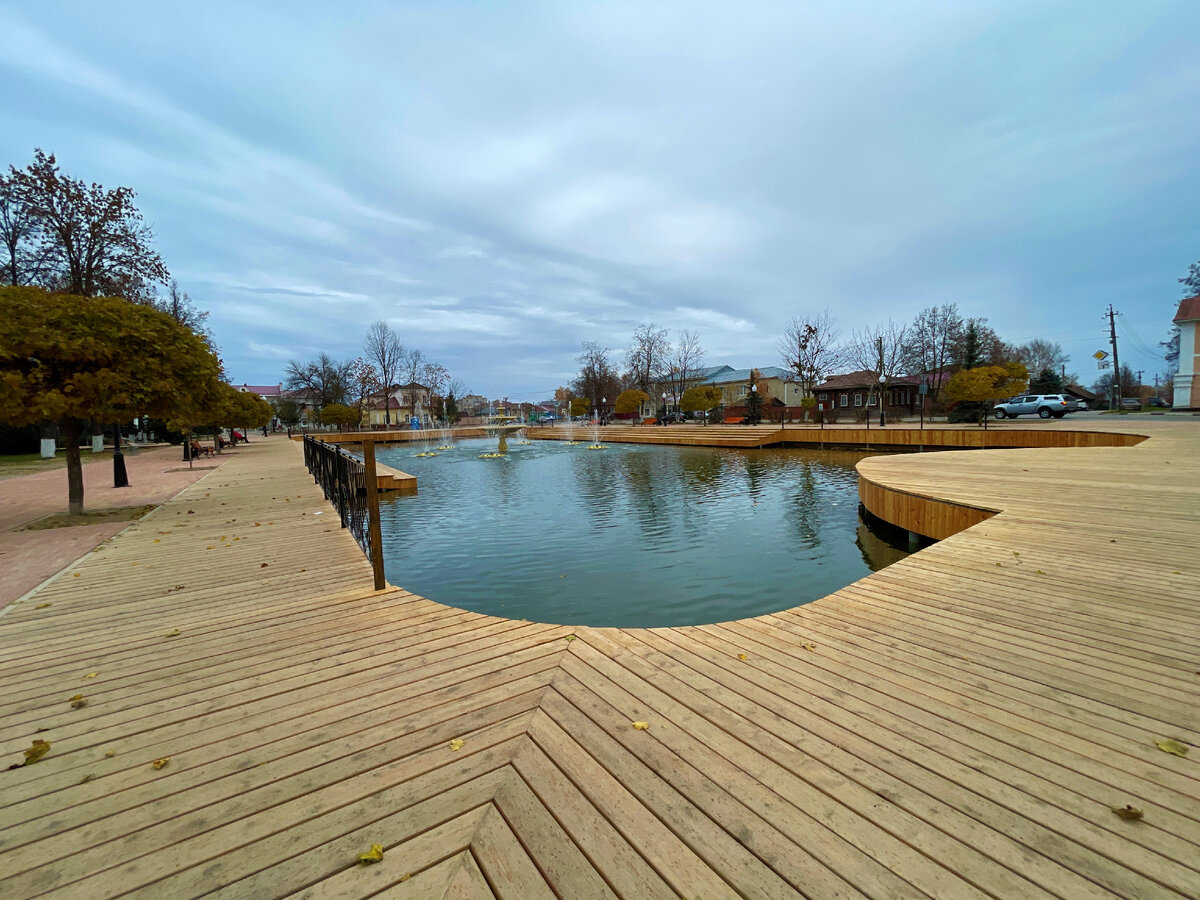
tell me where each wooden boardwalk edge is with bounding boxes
[0,422,1196,899]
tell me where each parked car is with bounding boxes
[1119,398,1141,410]
[1147,397,1171,408]
[1064,396,1088,412]
[659,412,688,424]
[993,394,1069,419]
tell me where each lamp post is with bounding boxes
[879,374,887,427]
[750,383,758,425]
[662,391,667,422]
[601,397,606,425]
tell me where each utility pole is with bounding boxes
[1107,305,1121,409]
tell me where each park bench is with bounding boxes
[723,415,743,425]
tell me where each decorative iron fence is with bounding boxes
[303,436,386,588]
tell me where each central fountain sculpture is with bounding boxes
[479,421,526,457]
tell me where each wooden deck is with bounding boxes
[1,421,1196,898]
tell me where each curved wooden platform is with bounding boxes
[0,421,1196,898]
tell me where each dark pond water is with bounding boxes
[376,436,909,627]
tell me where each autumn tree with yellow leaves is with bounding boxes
[0,286,222,513]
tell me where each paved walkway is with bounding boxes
[0,444,244,609]
[0,423,1196,898]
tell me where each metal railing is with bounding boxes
[303,436,386,589]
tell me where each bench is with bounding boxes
[723,415,743,425]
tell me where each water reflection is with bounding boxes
[376,438,911,628]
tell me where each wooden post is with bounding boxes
[361,439,387,590]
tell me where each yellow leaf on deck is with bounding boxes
[1112,804,1143,820]
[737,653,749,660]
[801,642,816,651]
[69,694,88,709]
[80,773,95,784]
[105,750,115,758]
[37,603,52,608]
[23,739,51,764]
[358,844,384,864]
[152,757,170,769]
[153,539,160,543]
[563,634,576,642]
[83,672,98,679]
[164,629,181,637]
[448,738,465,751]
[1155,739,1189,757]
[398,873,411,882]
[631,721,650,730]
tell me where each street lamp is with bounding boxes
[601,397,606,425]
[662,391,667,422]
[878,374,887,427]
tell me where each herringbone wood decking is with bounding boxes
[0,422,1196,898]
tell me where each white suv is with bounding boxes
[993,394,1069,419]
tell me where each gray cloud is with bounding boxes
[2,1,1196,398]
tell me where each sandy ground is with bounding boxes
[0,442,243,609]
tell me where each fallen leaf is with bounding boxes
[359,844,384,864]
[631,721,650,730]
[398,873,411,882]
[36,603,52,608]
[153,539,160,543]
[448,738,465,751]
[83,672,98,679]
[801,643,816,651]
[563,635,576,642]
[1112,804,1143,820]
[1155,739,1189,757]
[164,628,181,638]
[80,773,95,784]
[105,750,115,758]
[260,562,269,568]
[737,653,749,661]
[152,757,170,769]
[69,694,88,710]
[23,740,51,765]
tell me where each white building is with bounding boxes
[1173,296,1199,410]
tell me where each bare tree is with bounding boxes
[0,172,46,286]
[9,149,167,300]
[154,279,210,337]
[1012,338,1069,380]
[346,357,380,428]
[420,360,450,420]
[778,310,842,399]
[847,321,909,406]
[573,341,622,415]
[398,347,427,412]
[663,329,705,402]
[284,353,352,413]
[901,304,962,404]
[363,320,404,424]
[625,323,671,395]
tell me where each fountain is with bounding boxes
[479,420,525,458]
[435,424,454,451]
[587,419,606,450]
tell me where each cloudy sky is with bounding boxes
[2,1,1197,399]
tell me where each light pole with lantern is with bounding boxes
[878,374,887,426]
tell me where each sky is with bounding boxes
[2,1,1197,400]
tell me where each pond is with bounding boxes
[376,436,910,627]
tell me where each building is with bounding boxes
[700,366,802,407]
[1172,295,1199,409]
[815,371,922,418]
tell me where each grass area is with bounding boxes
[15,504,156,530]
[0,451,114,479]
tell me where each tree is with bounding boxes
[953,318,1007,370]
[420,361,449,419]
[569,397,591,417]
[664,329,704,401]
[625,323,670,395]
[0,286,221,513]
[902,304,962,403]
[1013,339,1068,382]
[0,172,46,286]
[443,391,459,423]
[1179,260,1200,296]
[345,357,379,425]
[320,403,360,428]
[679,385,722,424]
[944,362,1028,427]
[1092,365,1136,408]
[363,321,404,424]
[572,342,622,410]
[276,398,301,426]
[615,389,650,416]
[284,353,351,413]
[1028,367,1064,394]
[154,280,210,336]
[846,321,908,413]
[398,347,427,413]
[778,310,841,399]
[9,150,168,301]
